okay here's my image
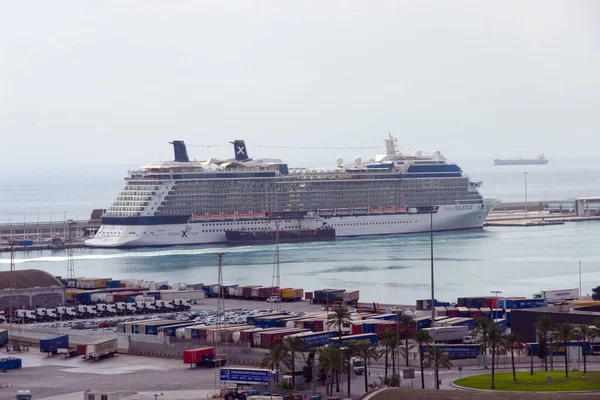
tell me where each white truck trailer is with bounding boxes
[85,338,118,361]
[423,325,470,343]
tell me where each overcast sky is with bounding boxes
[1,1,599,167]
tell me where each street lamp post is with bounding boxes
[340,346,347,398]
[429,208,439,390]
[523,172,528,217]
[491,290,502,303]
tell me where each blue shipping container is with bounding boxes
[295,332,336,348]
[416,317,431,330]
[422,344,479,360]
[372,314,399,322]
[526,341,590,356]
[106,280,121,288]
[40,335,69,353]
[494,319,508,331]
[329,333,378,347]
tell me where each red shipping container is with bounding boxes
[313,320,324,332]
[469,308,482,319]
[76,344,86,355]
[183,347,216,364]
[242,286,261,299]
[482,298,492,308]
[351,323,363,335]
[490,298,499,309]
[304,292,313,300]
[446,307,459,318]
[258,287,278,300]
[375,322,396,334]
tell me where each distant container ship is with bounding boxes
[226,226,335,245]
[494,153,548,166]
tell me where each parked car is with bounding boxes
[266,296,281,303]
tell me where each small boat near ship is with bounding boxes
[225,226,336,245]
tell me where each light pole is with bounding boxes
[429,207,439,390]
[523,172,528,217]
[491,290,502,303]
[340,346,347,397]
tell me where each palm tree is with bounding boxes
[535,314,554,371]
[575,324,592,374]
[318,345,339,394]
[486,324,504,389]
[503,332,520,381]
[327,305,351,339]
[397,313,416,367]
[380,330,397,377]
[424,346,453,370]
[553,322,576,378]
[411,329,431,389]
[354,343,378,393]
[283,336,308,388]
[261,344,290,383]
[472,317,493,367]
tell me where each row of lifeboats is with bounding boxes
[192,211,267,221]
[318,206,408,216]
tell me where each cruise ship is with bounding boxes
[85,135,499,248]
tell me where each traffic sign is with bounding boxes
[547,376,552,383]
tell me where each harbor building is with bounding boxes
[0,269,65,308]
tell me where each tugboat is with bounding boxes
[225,226,335,245]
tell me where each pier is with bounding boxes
[0,219,99,252]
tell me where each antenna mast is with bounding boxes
[215,252,228,387]
[8,240,16,351]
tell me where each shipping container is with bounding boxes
[288,331,337,348]
[252,328,282,347]
[158,322,200,337]
[491,308,504,320]
[456,307,470,318]
[313,289,344,304]
[259,328,309,349]
[375,321,397,334]
[421,344,479,360]
[434,307,447,317]
[343,290,360,303]
[480,307,492,318]
[526,341,590,357]
[106,280,121,289]
[85,338,118,360]
[424,326,469,343]
[247,312,288,325]
[329,333,378,347]
[0,329,8,347]
[159,290,205,302]
[254,314,293,329]
[40,335,69,353]
[445,307,459,318]
[539,288,579,301]
[372,313,398,322]
[242,285,261,299]
[416,317,431,330]
[281,288,304,301]
[183,347,216,364]
[494,319,508,331]
[499,298,546,309]
[469,308,482,319]
[305,291,313,300]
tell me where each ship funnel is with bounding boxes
[231,140,250,161]
[170,140,190,162]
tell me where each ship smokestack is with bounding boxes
[170,140,189,162]
[231,140,250,161]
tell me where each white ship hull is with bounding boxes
[85,199,498,248]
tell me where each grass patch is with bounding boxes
[454,371,600,392]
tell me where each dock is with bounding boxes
[0,219,99,253]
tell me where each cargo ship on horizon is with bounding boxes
[494,153,548,166]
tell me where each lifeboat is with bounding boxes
[395,206,407,212]
[382,207,395,213]
[318,208,334,216]
[252,212,266,218]
[208,213,222,220]
[369,207,382,214]
[223,213,236,219]
[335,208,352,216]
[352,207,368,215]
[192,213,207,220]
[238,212,252,219]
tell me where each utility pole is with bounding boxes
[8,240,16,352]
[430,208,439,390]
[215,252,228,386]
[271,222,281,311]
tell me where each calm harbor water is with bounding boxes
[1,222,599,305]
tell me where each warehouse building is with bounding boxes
[0,269,65,309]
[511,304,600,342]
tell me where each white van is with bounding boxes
[462,336,477,344]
